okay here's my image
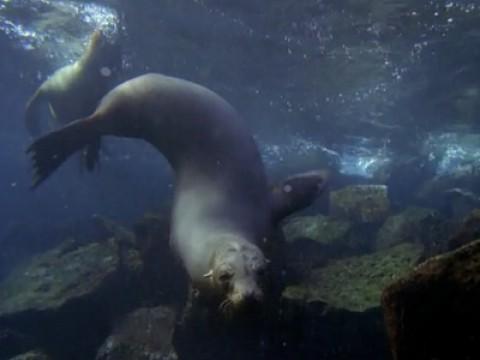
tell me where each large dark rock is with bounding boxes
[382,239,480,360]
[0,238,143,360]
[0,329,37,360]
[96,306,177,360]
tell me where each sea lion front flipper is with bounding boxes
[81,137,102,171]
[25,88,47,137]
[270,169,329,224]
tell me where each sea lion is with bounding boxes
[25,29,121,169]
[27,73,328,314]
[270,169,329,224]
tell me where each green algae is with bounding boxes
[282,215,352,246]
[330,185,390,223]
[283,243,423,312]
[0,239,142,316]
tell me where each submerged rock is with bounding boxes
[0,239,142,316]
[133,213,187,305]
[0,329,37,360]
[284,243,423,312]
[330,184,390,223]
[8,350,51,360]
[448,208,480,250]
[443,187,480,219]
[96,306,177,360]
[283,215,352,247]
[376,207,451,256]
[274,243,422,359]
[281,214,367,275]
[0,238,143,359]
[382,239,480,360]
[416,174,480,214]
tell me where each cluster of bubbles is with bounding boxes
[260,135,392,178]
[0,0,119,66]
[424,132,480,176]
[261,130,480,179]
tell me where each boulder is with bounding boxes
[0,329,37,360]
[448,208,480,250]
[376,207,452,256]
[330,185,390,224]
[282,215,371,277]
[284,243,423,312]
[382,239,480,360]
[0,238,143,360]
[96,306,177,360]
[133,213,187,305]
[272,243,421,360]
[283,215,352,247]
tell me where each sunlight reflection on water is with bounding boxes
[0,0,118,65]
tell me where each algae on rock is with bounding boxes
[96,306,177,360]
[283,243,423,312]
[330,185,390,223]
[376,206,451,255]
[282,215,352,246]
[0,238,142,316]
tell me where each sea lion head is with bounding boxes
[84,29,122,76]
[204,239,268,315]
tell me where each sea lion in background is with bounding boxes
[25,29,121,169]
[27,73,328,315]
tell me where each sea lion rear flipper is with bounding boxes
[27,117,98,188]
[47,102,62,128]
[270,170,329,224]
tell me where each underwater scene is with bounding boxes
[0,0,479,359]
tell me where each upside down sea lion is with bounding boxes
[27,73,328,314]
[25,29,121,169]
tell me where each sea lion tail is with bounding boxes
[27,117,97,188]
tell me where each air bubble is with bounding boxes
[100,66,112,77]
[283,184,293,193]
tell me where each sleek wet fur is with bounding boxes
[25,29,120,169]
[27,73,328,314]
[270,170,329,224]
